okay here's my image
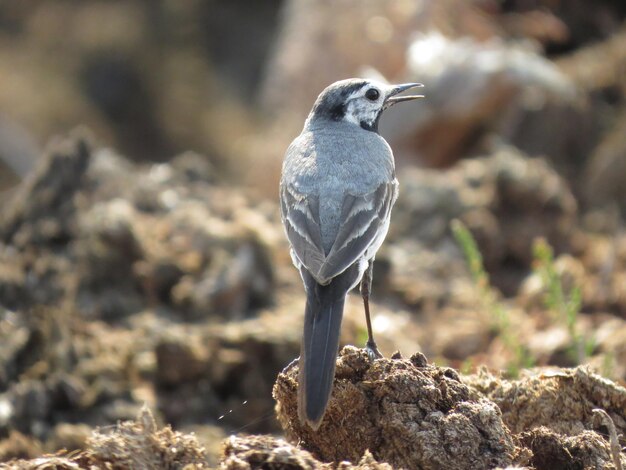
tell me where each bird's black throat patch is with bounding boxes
[360,110,383,133]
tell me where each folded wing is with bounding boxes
[281,180,397,285]
[280,184,326,278]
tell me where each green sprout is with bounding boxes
[451,219,533,377]
[532,238,591,364]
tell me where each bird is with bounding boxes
[279,78,423,429]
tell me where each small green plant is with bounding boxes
[600,352,615,380]
[459,357,475,375]
[532,238,591,364]
[451,219,533,377]
[355,325,369,348]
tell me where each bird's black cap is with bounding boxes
[310,79,369,122]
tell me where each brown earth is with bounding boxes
[2,1,626,469]
[4,348,625,469]
[0,126,624,469]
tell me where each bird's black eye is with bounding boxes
[365,88,380,101]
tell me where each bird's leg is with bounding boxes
[361,260,383,360]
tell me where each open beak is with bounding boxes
[384,83,424,108]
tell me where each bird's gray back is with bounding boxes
[281,120,395,253]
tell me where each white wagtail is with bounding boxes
[279,78,423,429]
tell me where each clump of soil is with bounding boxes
[5,407,395,469]
[6,349,624,469]
[274,347,516,470]
[520,427,620,470]
[465,367,626,437]
[5,407,212,469]
[273,347,625,470]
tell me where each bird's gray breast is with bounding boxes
[283,122,395,254]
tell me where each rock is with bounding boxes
[4,364,626,469]
[592,317,626,379]
[0,134,277,320]
[384,32,575,167]
[0,430,41,463]
[0,115,40,181]
[220,435,323,470]
[465,366,626,437]
[46,423,91,453]
[518,230,626,322]
[0,309,30,390]
[520,427,625,470]
[585,108,626,214]
[7,380,52,439]
[83,406,209,468]
[0,133,91,247]
[274,346,516,469]
[155,334,210,386]
[390,146,579,302]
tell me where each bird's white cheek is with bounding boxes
[345,102,378,127]
[344,111,361,127]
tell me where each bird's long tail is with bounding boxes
[298,272,350,429]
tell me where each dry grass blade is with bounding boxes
[593,408,624,470]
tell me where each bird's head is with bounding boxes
[307,78,423,133]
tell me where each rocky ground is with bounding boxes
[0,129,624,468]
[1,1,626,469]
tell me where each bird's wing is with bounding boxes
[317,179,398,282]
[280,183,326,277]
[281,179,397,284]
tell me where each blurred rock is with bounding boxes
[557,23,626,93]
[0,2,278,169]
[261,0,577,118]
[0,303,149,454]
[592,316,626,379]
[0,135,277,320]
[383,32,575,167]
[220,435,323,470]
[556,24,626,204]
[391,146,579,298]
[519,233,626,318]
[0,309,30,390]
[155,334,209,386]
[584,108,626,213]
[0,430,41,463]
[46,423,91,454]
[505,0,626,55]
[0,114,40,182]
[0,133,90,247]
[524,326,572,365]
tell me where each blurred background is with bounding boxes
[0,0,625,465]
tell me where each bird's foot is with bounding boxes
[365,340,383,361]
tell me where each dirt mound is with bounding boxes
[465,367,626,437]
[275,347,516,469]
[6,349,623,469]
[3,407,211,469]
[273,347,625,470]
